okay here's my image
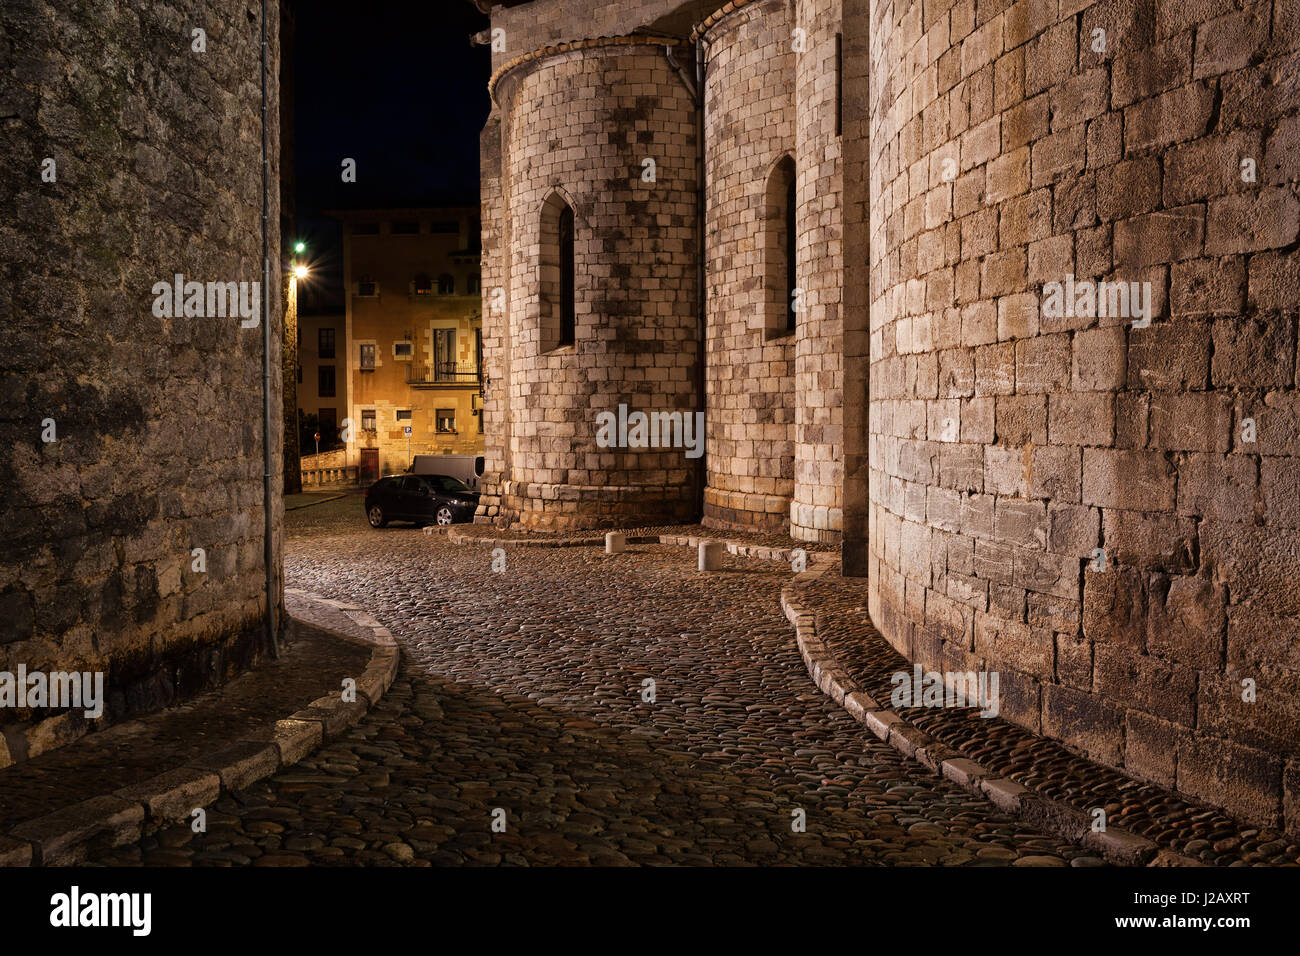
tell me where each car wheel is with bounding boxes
[436,506,454,526]
[367,505,387,528]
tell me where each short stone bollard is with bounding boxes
[605,532,626,554]
[698,539,726,571]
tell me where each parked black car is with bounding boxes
[365,474,480,528]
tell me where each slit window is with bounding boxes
[540,192,577,352]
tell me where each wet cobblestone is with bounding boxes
[90,500,1084,866]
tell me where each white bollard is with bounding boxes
[699,539,726,571]
[605,532,626,554]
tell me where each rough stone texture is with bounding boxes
[482,40,703,530]
[0,1,284,752]
[701,0,797,536]
[866,0,1300,830]
[790,0,844,543]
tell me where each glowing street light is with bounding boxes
[293,264,308,280]
[293,241,306,254]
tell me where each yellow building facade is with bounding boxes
[333,208,485,481]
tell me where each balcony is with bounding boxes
[406,361,482,388]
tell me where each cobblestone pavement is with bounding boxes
[90,499,1099,866]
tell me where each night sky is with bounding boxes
[291,0,491,298]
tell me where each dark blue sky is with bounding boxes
[291,1,491,295]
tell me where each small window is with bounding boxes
[394,342,413,359]
[351,223,379,236]
[392,221,419,235]
[356,275,378,297]
[359,344,376,370]
[468,274,481,295]
[318,327,335,359]
[296,364,302,384]
[558,205,575,346]
[437,274,455,295]
[540,192,577,351]
[396,409,413,421]
[318,366,336,397]
[764,156,798,340]
[413,273,432,296]
[436,409,456,433]
[361,408,376,432]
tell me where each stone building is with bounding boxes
[475,0,1300,832]
[331,209,486,482]
[0,1,285,761]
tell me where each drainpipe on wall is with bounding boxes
[260,0,280,659]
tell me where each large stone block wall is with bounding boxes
[866,0,1300,830]
[491,43,702,530]
[701,0,798,534]
[791,0,845,543]
[0,0,284,759]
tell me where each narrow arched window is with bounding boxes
[785,173,797,333]
[540,191,577,352]
[765,155,797,339]
[558,204,575,347]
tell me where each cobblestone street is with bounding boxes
[92,499,1095,866]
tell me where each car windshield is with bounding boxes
[427,475,472,495]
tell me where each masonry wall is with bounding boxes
[701,0,797,534]
[866,0,1300,831]
[0,1,283,761]
[489,43,702,530]
[791,0,845,543]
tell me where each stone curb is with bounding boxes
[0,591,400,867]
[779,579,1202,869]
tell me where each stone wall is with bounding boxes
[791,0,845,543]
[700,0,797,534]
[0,0,283,761]
[486,42,702,530]
[866,0,1300,831]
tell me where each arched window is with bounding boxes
[539,191,577,351]
[764,155,797,339]
[558,205,575,346]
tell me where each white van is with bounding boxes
[410,454,486,492]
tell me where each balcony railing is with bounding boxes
[406,361,481,387]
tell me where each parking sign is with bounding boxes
[404,425,412,435]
